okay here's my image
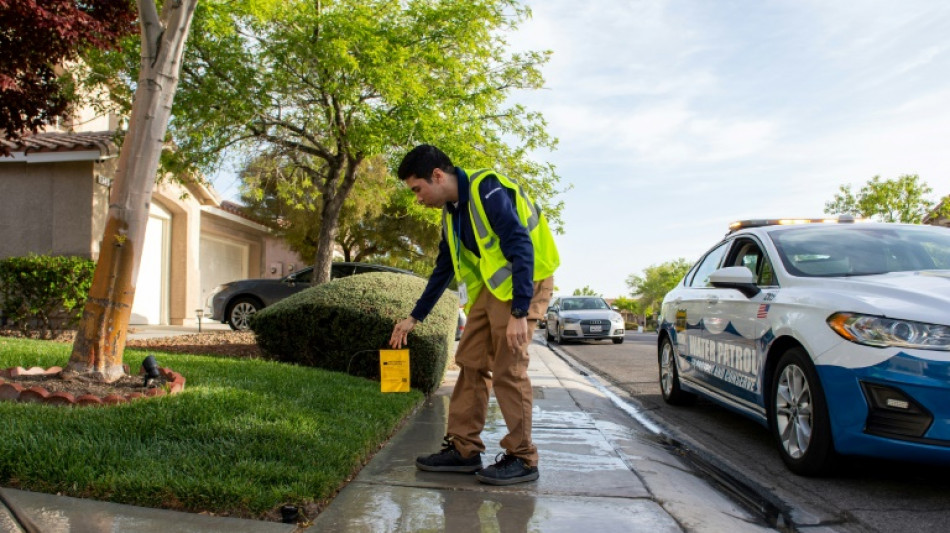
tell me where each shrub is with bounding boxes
[0,254,96,330]
[250,272,458,394]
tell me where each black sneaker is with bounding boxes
[475,453,539,485]
[416,437,482,473]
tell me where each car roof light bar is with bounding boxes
[727,216,868,233]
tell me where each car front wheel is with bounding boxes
[227,297,261,330]
[658,337,694,405]
[769,347,835,476]
[612,337,624,344]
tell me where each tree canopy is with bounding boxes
[572,285,601,296]
[0,0,136,154]
[824,174,946,223]
[82,0,563,283]
[240,153,441,273]
[625,259,691,317]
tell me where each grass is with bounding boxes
[0,337,424,520]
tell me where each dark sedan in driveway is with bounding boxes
[207,262,417,330]
[207,261,468,340]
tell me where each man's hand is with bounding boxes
[506,316,530,353]
[389,317,418,349]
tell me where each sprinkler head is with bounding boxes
[280,505,299,523]
[141,355,161,388]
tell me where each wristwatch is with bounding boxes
[510,307,529,319]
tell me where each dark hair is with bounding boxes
[397,144,454,181]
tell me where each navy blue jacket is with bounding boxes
[411,167,534,321]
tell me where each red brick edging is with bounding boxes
[0,366,186,406]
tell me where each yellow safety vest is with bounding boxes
[443,168,559,313]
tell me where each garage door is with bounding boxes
[200,235,248,310]
[129,203,170,325]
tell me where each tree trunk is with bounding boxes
[66,0,197,382]
[312,168,343,285]
[311,157,361,284]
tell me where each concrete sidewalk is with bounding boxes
[126,322,233,339]
[306,341,774,532]
[1,333,775,532]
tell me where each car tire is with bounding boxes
[612,337,624,344]
[546,325,555,342]
[555,325,566,344]
[658,337,695,405]
[769,347,836,476]
[226,296,262,331]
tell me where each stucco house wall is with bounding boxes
[0,150,114,260]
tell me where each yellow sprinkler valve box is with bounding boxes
[379,349,410,393]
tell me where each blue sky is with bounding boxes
[211,1,950,298]
[503,0,950,297]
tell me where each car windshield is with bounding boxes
[769,225,950,277]
[287,268,313,283]
[561,298,610,311]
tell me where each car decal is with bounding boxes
[664,317,773,399]
[757,328,776,353]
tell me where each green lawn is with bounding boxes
[0,337,423,520]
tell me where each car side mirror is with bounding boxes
[709,266,761,298]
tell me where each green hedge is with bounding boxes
[250,272,457,394]
[0,254,96,330]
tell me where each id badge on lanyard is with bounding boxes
[454,210,468,306]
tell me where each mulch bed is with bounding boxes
[0,328,255,403]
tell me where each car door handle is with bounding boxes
[705,296,719,305]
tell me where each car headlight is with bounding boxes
[563,318,580,324]
[611,313,624,324]
[827,312,950,351]
[205,285,226,307]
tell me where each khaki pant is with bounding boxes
[447,276,554,467]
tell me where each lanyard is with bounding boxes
[453,208,469,305]
[454,207,462,266]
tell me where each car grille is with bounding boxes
[581,319,610,335]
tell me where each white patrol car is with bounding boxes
[657,218,950,476]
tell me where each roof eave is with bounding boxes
[0,149,117,164]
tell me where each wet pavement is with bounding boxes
[306,341,774,532]
[1,327,776,532]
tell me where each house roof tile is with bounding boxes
[0,130,118,157]
[219,200,280,228]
